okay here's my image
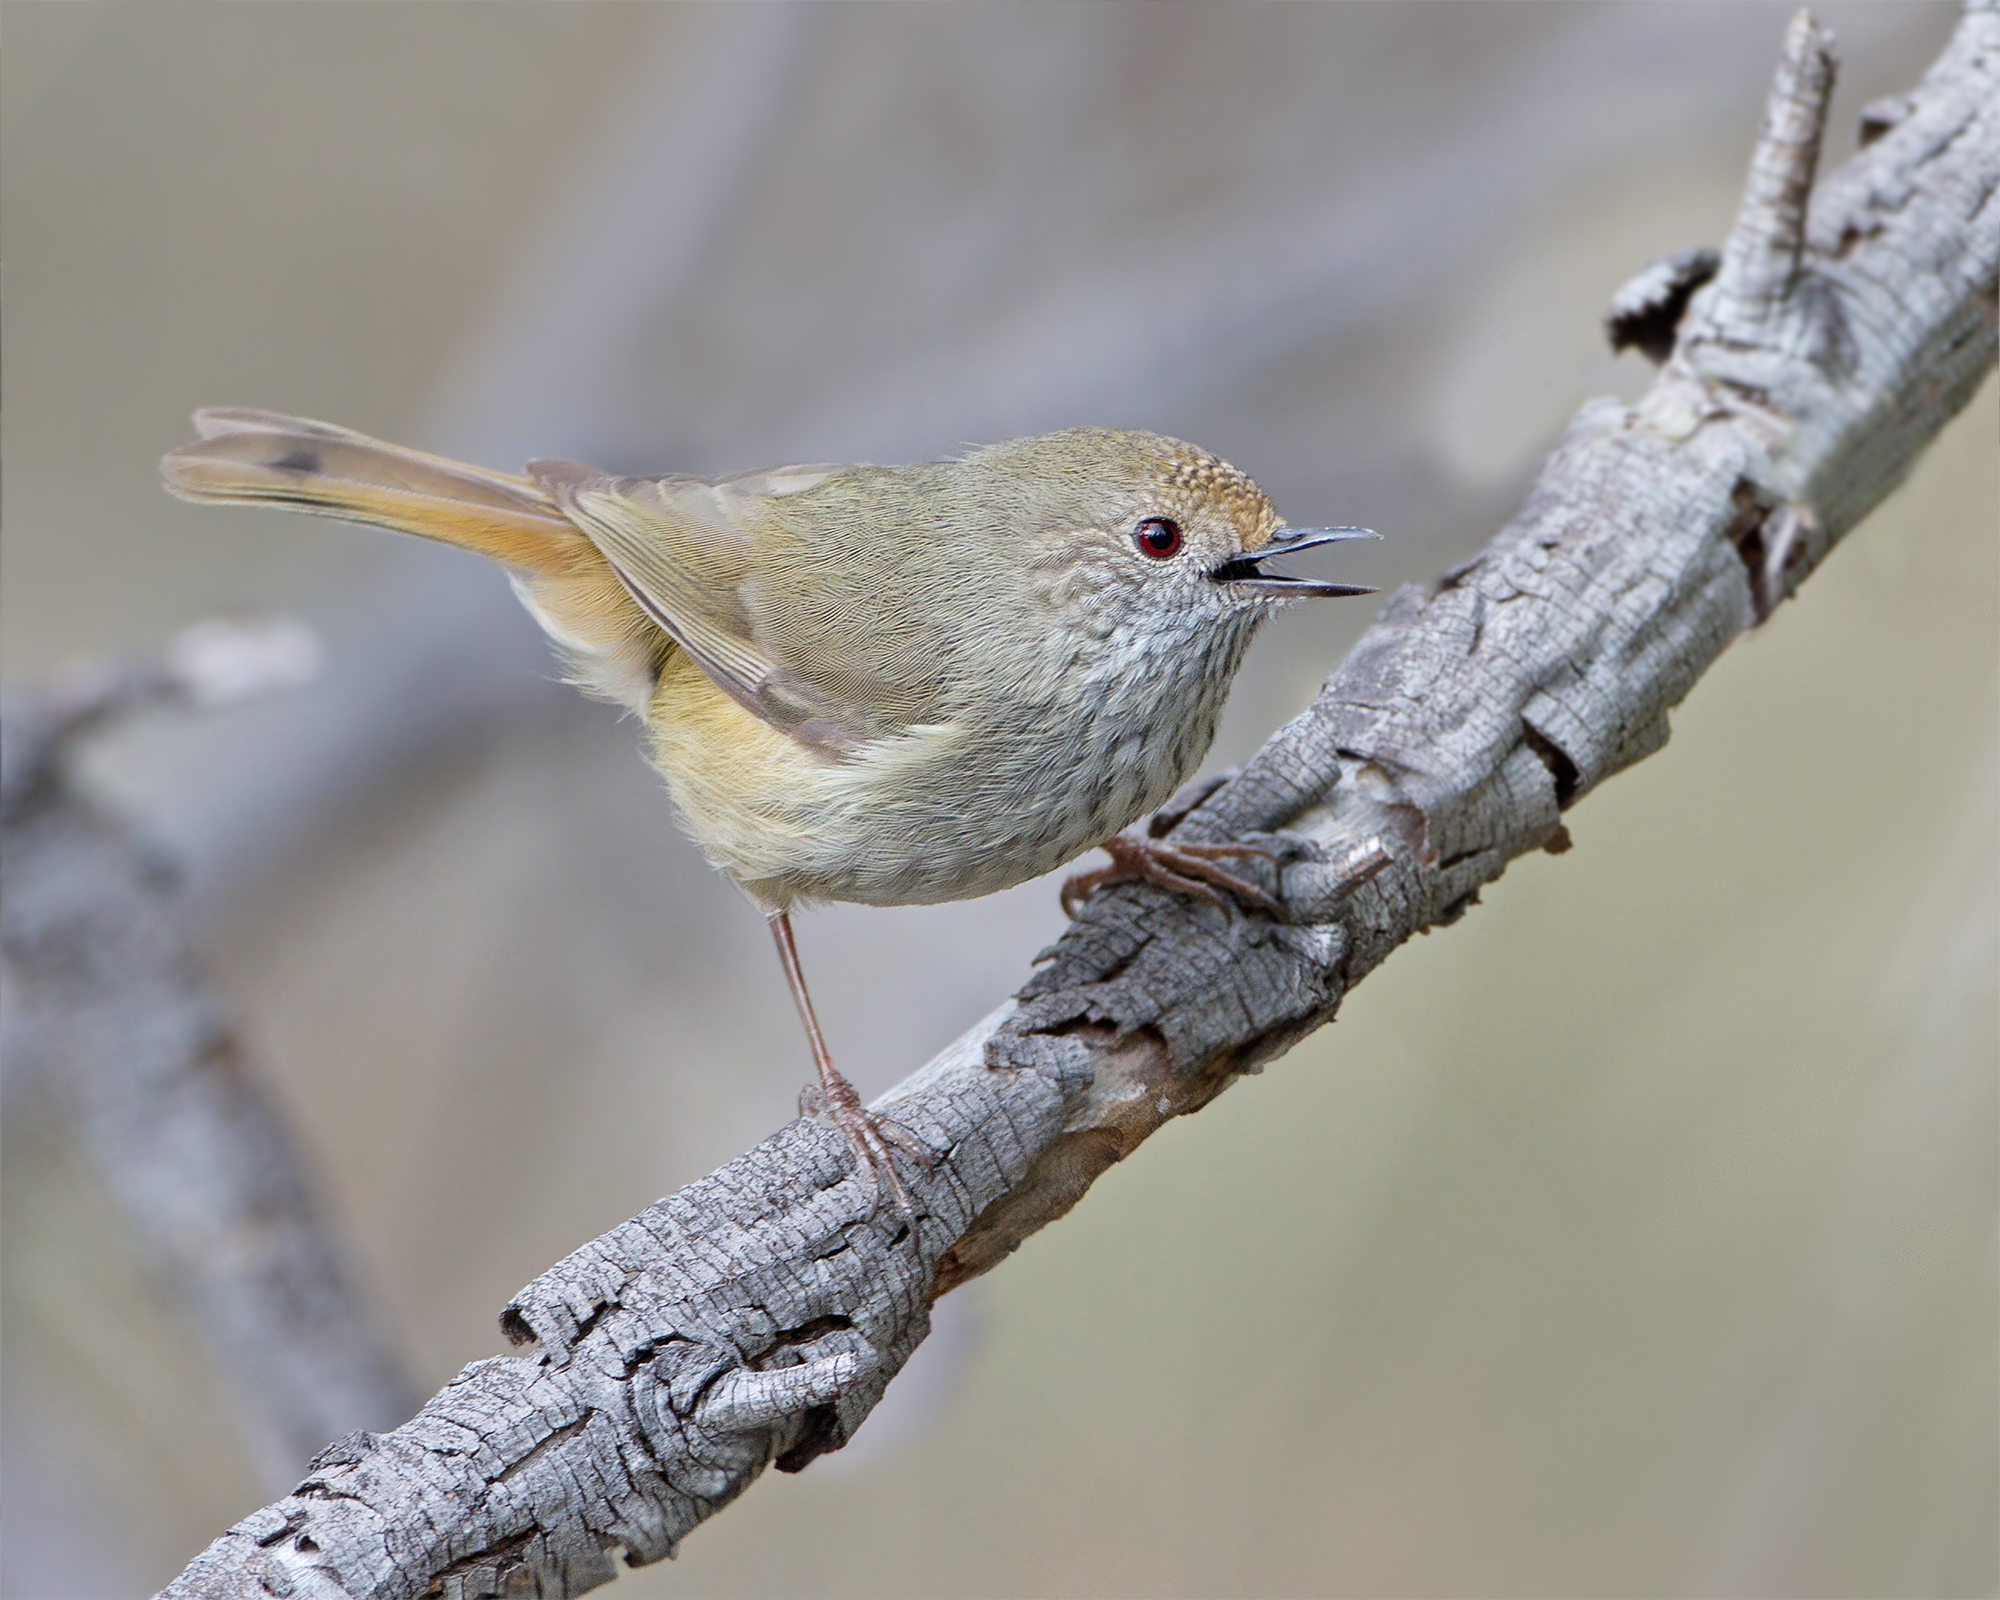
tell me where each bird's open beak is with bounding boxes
[1211,526,1379,598]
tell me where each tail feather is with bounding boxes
[162,408,665,711]
[162,408,582,577]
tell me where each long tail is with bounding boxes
[161,407,590,576]
[163,408,662,708]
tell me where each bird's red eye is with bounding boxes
[1134,517,1182,559]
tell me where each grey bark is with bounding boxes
[162,7,1998,1597]
[0,624,416,1492]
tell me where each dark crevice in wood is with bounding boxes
[1520,725,1581,810]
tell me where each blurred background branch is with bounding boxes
[158,7,1997,1596]
[0,619,414,1493]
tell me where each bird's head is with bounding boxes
[954,428,1375,638]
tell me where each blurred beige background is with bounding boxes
[2,4,1993,1596]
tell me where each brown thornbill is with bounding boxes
[163,409,1375,1209]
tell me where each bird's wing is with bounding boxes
[529,460,942,755]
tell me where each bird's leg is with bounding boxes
[1060,832,1285,920]
[766,910,931,1219]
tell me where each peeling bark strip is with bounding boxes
[0,623,414,1495]
[164,10,1996,1597]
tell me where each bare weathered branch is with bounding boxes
[0,619,413,1492]
[163,9,1998,1596]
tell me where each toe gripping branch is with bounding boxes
[1060,770,1290,920]
[1059,832,1285,920]
[1059,762,1405,926]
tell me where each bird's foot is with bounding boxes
[799,1073,932,1223]
[1060,831,1285,920]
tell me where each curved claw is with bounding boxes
[802,1087,931,1223]
[1061,832,1285,920]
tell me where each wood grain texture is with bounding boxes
[154,7,1998,1595]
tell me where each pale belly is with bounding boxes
[643,646,1233,910]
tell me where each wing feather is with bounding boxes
[529,459,908,756]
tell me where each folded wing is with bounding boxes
[531,461,951,757]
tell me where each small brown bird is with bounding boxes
[162,409,1373,1206]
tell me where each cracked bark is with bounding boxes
[161,7,1997,1596]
